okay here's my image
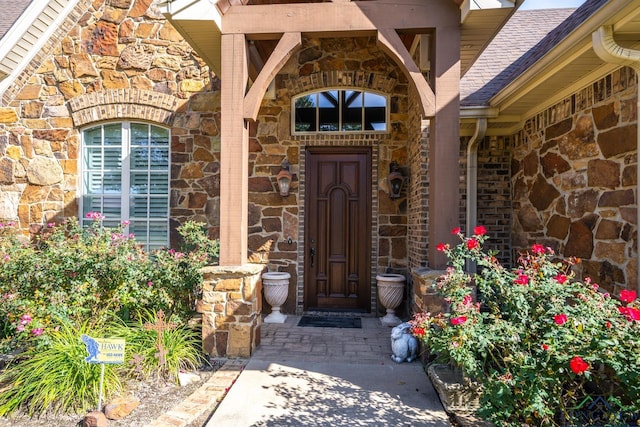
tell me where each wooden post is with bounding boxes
[429,23,461,269]
[220,33,249,266]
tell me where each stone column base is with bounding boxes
[198,264,265,358]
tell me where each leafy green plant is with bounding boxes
[177,221,220,265]
[0,319,122,416]
[109,309,204,384]
[0,216,216,352]
[411,226,640,427]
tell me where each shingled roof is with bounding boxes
[0,0,32,40]
[461,0,609,107]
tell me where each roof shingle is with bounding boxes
[0,0,33,40]
[461,0,609,107]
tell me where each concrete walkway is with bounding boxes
[206,315,450,426]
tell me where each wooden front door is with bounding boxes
[304,147,372,311]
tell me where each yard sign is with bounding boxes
[81,334,126,364]
[81,334,126,411]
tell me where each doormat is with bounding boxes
[297,316,362,328]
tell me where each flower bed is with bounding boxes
[0,215,219,416]
[411,226,640,427]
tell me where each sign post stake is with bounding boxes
[98,364,105,411]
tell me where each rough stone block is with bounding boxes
[227,323,252,358]
[104,396,140,420]
[82,411,107,427]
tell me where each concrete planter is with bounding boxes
[376,273,405,326]
[427,364,482,413]
[262,272,290,323]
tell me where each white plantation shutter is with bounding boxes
[81,122,170,251]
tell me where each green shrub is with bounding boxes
[109,310,204,384]
[0,216,216,352]
[411,227,640,426]
[0,319,122,416]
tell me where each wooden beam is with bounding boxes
[244,32,302,121]
[376,28,435,117]
[221,2,459,35]
[220,33,249,266]
[428,24,461,269]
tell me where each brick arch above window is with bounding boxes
[68,89,179,127]
[282,71,397,97]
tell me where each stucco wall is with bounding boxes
[0,0,219,243]
[512,66,638,293]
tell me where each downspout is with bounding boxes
[465,118,487,273]
[592,25,640,294]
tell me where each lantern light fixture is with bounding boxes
[276,160,293,197]
[387,161,405,200]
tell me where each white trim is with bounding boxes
[0,0,77,96]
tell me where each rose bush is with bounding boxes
[0,215,218,352]
[411,227,640,426]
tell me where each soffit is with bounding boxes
[0,0,74,84]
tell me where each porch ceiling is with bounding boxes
[482,0,640,136]
[160,0,518,79]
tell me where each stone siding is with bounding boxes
[250,36,410,314]
[513,67,637,293]
[199,264,263,357]
[0,0,220,243]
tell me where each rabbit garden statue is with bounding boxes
[390,322,418,363]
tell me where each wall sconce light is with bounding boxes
[387,161,405,200]
[276,160,293,197]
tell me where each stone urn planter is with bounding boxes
[262,272,290,323]
[427,364,482,413]
[376,273,405,326]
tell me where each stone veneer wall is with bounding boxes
[248,36,410,314]
[513,66,637,293]
[0,0,220,243]
[199,264,263,358]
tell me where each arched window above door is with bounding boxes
[292,89,388,134]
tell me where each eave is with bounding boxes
[485,0,640,135]
[0,0,77,92]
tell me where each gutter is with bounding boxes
[465,118,487,274]
[592,25,640,295]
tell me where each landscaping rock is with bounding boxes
[82,411,107,427]
[103,395,140,420]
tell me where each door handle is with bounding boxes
[309,247,316,267]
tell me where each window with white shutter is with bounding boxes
[80,122,170,251]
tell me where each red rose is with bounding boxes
[436,242,446,252]
[451,227,461,235]
[412,327,426,337]
[569,356,589,374]
[473,225,486,236]
[541,344,549,351]
[554,313,568,325]
[620,289,637,303]
[467,239,479,250]
[531,243,545,254]
[514,274,529,285]
[554,273,568,284]
[619,306,640,321]
[450,316,467,326]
